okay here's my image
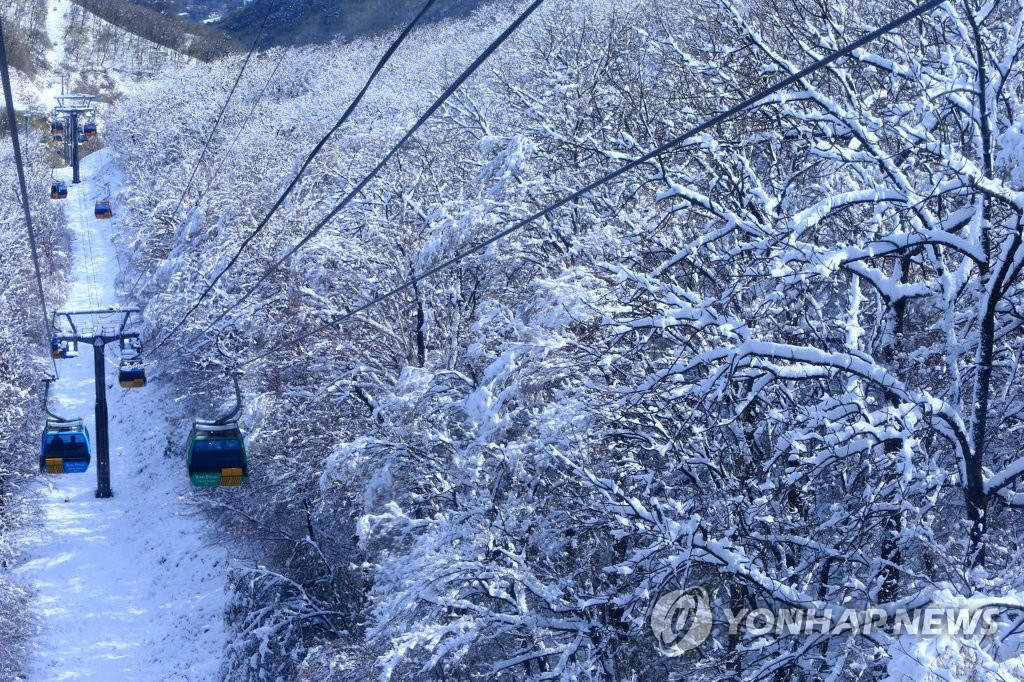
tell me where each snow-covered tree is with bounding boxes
[104,0,1024,678]
[576,0,1024,676]
[0,125,68,677]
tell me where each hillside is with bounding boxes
[101,0,1024,678]
[58,0,497,53]
[126,0,244,24]
[67,0,238,61]
[215,0,494,48]
[5,0,1024,679]
[0,0,51,76]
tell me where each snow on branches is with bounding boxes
[106,0,1024,678]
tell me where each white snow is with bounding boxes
[14,149,230,681]
[44,0,70,72]
[36,0,72,107]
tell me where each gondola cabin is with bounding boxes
[186,421,247,487]
[118,360,146,388]
[95,201,112,219]
[50,338,67,358]
[50,121,65,134]
[50,338,78,358]
[83,123,97,137]
[40,419,91,474]
[52,134,63,144]
[51,181,67,200]
[78,133,88,144]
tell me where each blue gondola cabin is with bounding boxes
[118,360,146,388]
[50,338,78,358]
[83,123,97,137]
[40,420,91,474]
[95,201,112,219]
[51,181,67,200]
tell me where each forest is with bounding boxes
[0,0,50,75]
[66,0,237,62]
[3,0,1024,679]
[0,126,66,675]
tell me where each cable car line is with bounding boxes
[74,186,104,308]
[145,0,443,360]
[124,31,286,303]
[150,0,545,366]
[0,21,52,337]
[129,49,291,300]
[193,0,545,343]
[229,0,946,369]
[125,47,294,303]
[167,0,280,222]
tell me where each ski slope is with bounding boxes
[14,149,229,681]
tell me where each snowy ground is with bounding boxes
[44,0,69,80]
[14,149,229,681]
[18,0,75,109]
[7,0,179,121]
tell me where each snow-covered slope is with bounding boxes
[14,149,229,681]
[15,0,187,117]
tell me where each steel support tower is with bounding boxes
[54,93,96,184]
[51,308,141,498]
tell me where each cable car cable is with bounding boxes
[145,0,443,359]
[163,0,945,489]
[77,190,102,308]
[0,20,52,337]
[126,47,292,302]
[205,48,290,186]
[231,0,946,368]
[150,0,544,363]
[167,0,279,222]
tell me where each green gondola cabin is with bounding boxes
[186,421,247,487]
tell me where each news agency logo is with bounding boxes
[650,588,713,656]
[650,590,1000,656]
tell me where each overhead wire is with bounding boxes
[0,21,61,378]
[150,0,545,362]
[166,0,279,221]
[73,185,103,308]
[124,4,280,301]
[0,19,52,337]
[125,45,291,302]
[190,49,291,212]
[229,0,947,368]
[145,0,443,359]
